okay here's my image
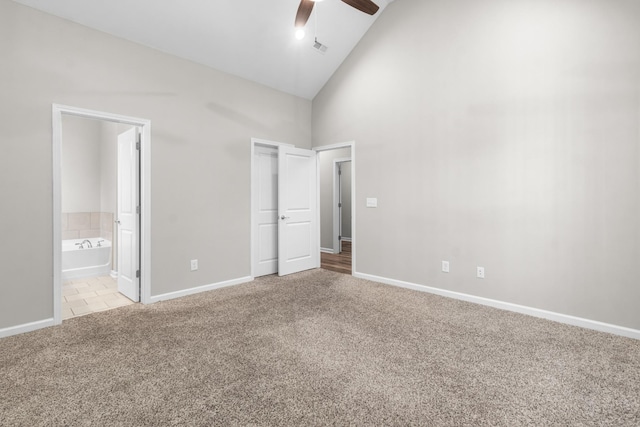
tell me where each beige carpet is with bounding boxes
[1,269,639,426]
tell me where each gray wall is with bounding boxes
[318,148,350,249]
[340,161,352,240]
[61,116,102,213]
[61,116,119,214]
[312,0,640,330]
[99,122,133,216]
[0,0,311,329]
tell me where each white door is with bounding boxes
[252,146,278,277]
[277,146,319,276]
[117,128,139,301]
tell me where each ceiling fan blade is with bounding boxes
[341,0,379,15]
[295,0,315,27]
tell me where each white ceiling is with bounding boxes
[12,0,394,100]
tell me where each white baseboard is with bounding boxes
[320,247,334,254]
[0,318,55,339]
[353,272,640,340]
[149,276,253,304]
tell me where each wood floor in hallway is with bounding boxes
[320,240,352,275]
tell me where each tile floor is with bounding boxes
[62,276,135,320]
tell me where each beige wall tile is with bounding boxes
[61,213,68,231]
[68,212,91,230]
[90,212,101,229]
[101,212,114,232]
[78,229,100,239]
[62,230,79,240]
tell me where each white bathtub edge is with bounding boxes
[0,318,56,339]
[148,276,253,304]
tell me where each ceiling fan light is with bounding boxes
[295,29,305,40]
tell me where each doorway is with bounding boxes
[250,139,355,278]
[317,146,353,275]
[250,138,319,278]
[52,104,151,325]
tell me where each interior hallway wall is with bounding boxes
[312,0,640,330]
[0,0,311,330]
[340,161,352,240]
[318,148,350,250]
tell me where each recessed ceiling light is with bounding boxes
[295,29,305,40]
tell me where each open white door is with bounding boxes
[117,128,139,302]
[277,146,319,276]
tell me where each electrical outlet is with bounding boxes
[442,261,450,273]
[190,259,198,271]
[477,266,485,279]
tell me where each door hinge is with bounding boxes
[136,206,140,214]
[136,270,140,278]
[338,168,342,175]
[338,203,342,208]
[338,235,342,241]
[136,141,140,150]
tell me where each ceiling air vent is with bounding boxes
[312,38,328,54]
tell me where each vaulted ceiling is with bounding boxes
[12,0,394,99]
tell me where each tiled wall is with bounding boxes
[62,212,113,241]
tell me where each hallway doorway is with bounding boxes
[321,240,352,274]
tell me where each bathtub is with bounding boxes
[62,238,112,281]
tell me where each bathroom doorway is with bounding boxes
[52,105,151,325]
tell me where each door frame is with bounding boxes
[52,104,152,324]
[250,138,293,278]
[313,141,356,274]
[332,157,351,254]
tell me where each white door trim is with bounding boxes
[313,141,356,274]
[250,138,294,279]
[333,158,351,254]
[52,104,152,325]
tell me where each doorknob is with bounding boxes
[115,219,121,225]
[280,215,290,220]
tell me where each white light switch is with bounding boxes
[442,261,450,273]
[366,198,378,208]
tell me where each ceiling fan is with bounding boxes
[295,0,380,28]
